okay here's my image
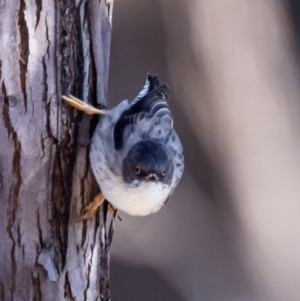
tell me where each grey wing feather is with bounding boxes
[131,74,160,104]
[114,74,172,150]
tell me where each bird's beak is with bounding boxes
[145,174,158,182]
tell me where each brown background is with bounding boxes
[107,1,300,301]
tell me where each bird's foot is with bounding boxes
[81,192,122,221]
[62,95,107,115]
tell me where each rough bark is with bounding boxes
[0,0,112,300]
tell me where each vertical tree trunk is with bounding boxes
[0,0,112,300]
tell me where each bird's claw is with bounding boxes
[81,192,122,221]
[81,201,101,220]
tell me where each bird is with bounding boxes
[62,74,184,218]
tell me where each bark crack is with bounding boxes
[50,152,65,270]
[31,272,42,301]
[37,210,43,247]
[40,134,46,160]
[17,0,29,111]
[2,82,22,301]
[45,101,57,141]
[43,24,57,145]
[35,0,42,29]
[17,223,21,247]
[64,272,75,301]
[45,15,50,58]
[80,151,91,249]
[60,0,78,93]
[86,10,98,108]
[42,56,48,102]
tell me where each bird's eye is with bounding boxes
[135,166,141,174]
[161,168,166,176]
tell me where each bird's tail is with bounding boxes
[132,74,161,104]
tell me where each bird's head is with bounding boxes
[122,140,174,185]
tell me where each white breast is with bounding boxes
[101,176,171,216]
[89,106,176,216]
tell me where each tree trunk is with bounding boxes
[0,0,112,300]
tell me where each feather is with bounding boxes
[131,74,160,104]
[114,75,172,150]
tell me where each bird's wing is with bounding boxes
[114,75,172,150]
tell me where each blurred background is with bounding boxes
[107,1,300,300]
